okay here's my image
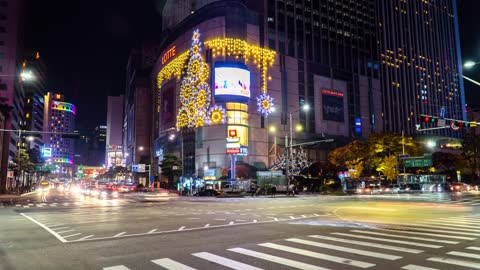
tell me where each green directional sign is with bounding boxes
[35,164,57,172]
[403,158,433,168]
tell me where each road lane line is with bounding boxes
[103,265,131,270]
[114,232,126,237]
[228,248,328,270]
[214,218,226,221]
[330,233,442,248]
[309,235,423,253]
[48,224,66,227]
[427,257,480,269]
[178,226,186,231]
[63,233,81,238]
[20,213,67,243]
[448,251,480,259]
[467,246,480,251]
[152,258,197,270]
[192,252,263,270]
[148,229,157,234]
[374,228,474,240]
[286,238,401,260]
[57,230,75,234]
[229,221,234,225]
[259,242,375,268]
[204,224,210,228]
[401,264,439,270]
[349,230,459,244]
[77,235,94,240]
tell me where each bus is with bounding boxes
[342,177,382,194]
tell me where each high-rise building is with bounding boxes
[376,0,465,136]
[0,0,27,193]
[43,93,76,165]
[92,125,107,166]
[152,0,383,182]
[21,51,46,151]
[106,95,124,169]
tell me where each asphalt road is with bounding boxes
[2,191,480,270]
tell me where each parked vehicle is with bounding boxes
[193,189,221,196]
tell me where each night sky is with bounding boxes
[24,0,480,132]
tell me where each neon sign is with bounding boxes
[52,101,76,115]
[53,157,73,164]
[321,89,344,97]
[162,46,176,65]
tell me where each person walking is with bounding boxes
[289,183,295,196]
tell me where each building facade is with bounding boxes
[376,0,465,136]
[152,0,383,181]
[21,51,46,151]
[106,95,125,169]
[43,93,76,166]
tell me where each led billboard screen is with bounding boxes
[214,66,250,101]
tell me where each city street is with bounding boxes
[2,192,480,269]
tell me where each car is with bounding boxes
[83,186,100,196]
[99,188,119,199]
[118,184,137,193]
[450,183,468,192]
[382,185,400,194]
[193,189,220,196]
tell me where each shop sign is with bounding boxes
[226,148,240,154]
[162,46,176,65]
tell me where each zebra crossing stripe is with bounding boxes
[401,264,439,270]
[259,242,375,268]
[382,225,480,236]
[228,248,329,270]
[432,219,480,226]
[151,258,197,270]
[308,235,423,253]
[285,238,401,260]
[438,217,480,223]
[192,252,262,270]
[427,257,480,269]
[448,251,480,259]
[401,223,480,233]
[467,246,480,251]
[417,221,480,229]
[375,228,475,240]
[349,230,459,244]
[103,265,131,270]
[330,233,442,249]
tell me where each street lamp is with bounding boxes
[427,140,436,149]
[268,126,277,168]
[464,61,480,69]
[138,146,144,151]
[286,103,310,188]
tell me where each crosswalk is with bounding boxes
[102,214,480,270]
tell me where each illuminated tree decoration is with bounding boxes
[207,105,227,125]
[256,93,274,116]
[176,29,226,129]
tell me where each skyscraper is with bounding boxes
[106,95,124,169]
[43,93,76,165]
[376,0,465,136]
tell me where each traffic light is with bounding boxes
[423,116,437,123]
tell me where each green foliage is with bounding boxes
[345,158,364,179]
[376,155,398,180]
[159,153,183,188]
[461,132,480,180]
[11,149,35,174]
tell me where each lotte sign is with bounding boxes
[161,46,176,65]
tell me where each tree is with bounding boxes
[271,147,312,176]
[11,149,35,188]
[376,155,398,181]
[159,153,182,189]
[345,158,364,179]
[461,132,480,181]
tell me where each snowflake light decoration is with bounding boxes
[207,105,227,125]
[256,93,274,116]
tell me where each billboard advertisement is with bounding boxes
[161,85,175,126]
[321,90,345,122]
[214,65,250,102]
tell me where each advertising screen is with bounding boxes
[322,90,345,122]
[214,67,250,100]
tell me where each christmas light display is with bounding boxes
[256,92,274,116]
[175,29,226,129]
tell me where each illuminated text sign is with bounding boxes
[162,46,176,65]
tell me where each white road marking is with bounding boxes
[375,228,475,240]
[229,221,234,225]
[23,206,29,208]
[253,220,257,223]
[192,252,262,270]
[448,251,480,259]
[214,218,226,221]
[48,224,66,227]
[401,264,439,270]
[286,238,401,260]
[427,257,480,269]
[148,229,157,234]
[114,232,126,237]
[204,224,210,228]
[402,223,480,233]
[178,226,186,231]
[259,242,375,268]
[309,235,423,253]
[63,233,81,238]
[382,225,480,236]
[289,216,296,219]
[152,258,197,270]
[77,235,94,240]
[349,230,459,244]
[57,230,75,234]
[330,233,442,248]
[20,213,67,243]
[417,221,480,229]
[228,248,328,270]
[103,265,131,270]
[467,246,480,251]
[187,218,200,220]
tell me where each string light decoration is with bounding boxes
[204,38,276,93]
[176,29,227,129]
[256,92,274,116]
